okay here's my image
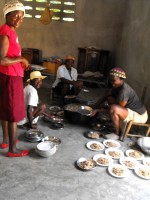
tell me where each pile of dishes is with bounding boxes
[24,129,44,142]
[36,141,57,157]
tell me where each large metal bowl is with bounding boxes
[64,103,93,124]
[137,137,150,155]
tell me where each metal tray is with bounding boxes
[44,136,61,145]
[24,129,44,142]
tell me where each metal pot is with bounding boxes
[64,95,77,105]
[64,103,93,124]
[24,129,44,142]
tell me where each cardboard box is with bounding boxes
[42,62,59,75]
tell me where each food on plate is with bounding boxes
[49,106,61,112]
[87,132,100,139]
[57,111,64,117]
[65,104,80,112]
[108,150,121,158]
[65,95,76,99]
[79,160,96,170]
[96,157,109,165]
[128,150,143,159]
[105,141,118,148]
[138,168,150,178]
[112,167,124,176]
[145,161,150,166]
[122,160,136,168]
[90,143,103,150]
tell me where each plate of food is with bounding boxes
[86,141,105,151]
[43,136,61,146]
[76,157,97,170]
[126,149,144,160]
[93,154,113,167]
[105,148,124,159]
[84,130,102,139]
[49,106,62,113]
[108,164,129,178]
[134,164,150,180]
[142,157,150,167]
[56,111,64,117]
[64,95,77,99]
[103,139,120,148]
[119,156,138,169]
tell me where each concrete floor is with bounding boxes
[0,79,150,200]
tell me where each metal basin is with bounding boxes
[64,103,93,124]
[137,137,150,155]
[24,129,44,142]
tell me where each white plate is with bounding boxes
[108,164,129,178]
[93,154,113,166]
[86,141,105,151]
[134,164,150,180]
[103,139,120,148]
[76,157,97,170]
[126,149,144,161]
[143,157,150,167]
[37,141,55,151]
[119,156,138,169]
[105,148,124,159]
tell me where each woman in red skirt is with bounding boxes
[0,1,29,157]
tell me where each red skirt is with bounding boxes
[0,72,25,122]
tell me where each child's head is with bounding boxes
[27,71,47,88]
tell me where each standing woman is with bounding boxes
[0,1,29,157]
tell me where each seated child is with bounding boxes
[18,71,53,129]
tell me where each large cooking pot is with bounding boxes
[64,103,93,124]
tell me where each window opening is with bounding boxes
[23,0,75,22]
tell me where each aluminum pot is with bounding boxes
[64,95,77,105]
[64,103,93,124]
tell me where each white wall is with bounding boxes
[116,0,150,106]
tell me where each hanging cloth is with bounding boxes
[39,3,53,25]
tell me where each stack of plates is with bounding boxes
[36,141,57,157]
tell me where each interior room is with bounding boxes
[0,0,150,199]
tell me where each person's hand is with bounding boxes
[39,103,46,110]
[91,109,101,116]
[30,123,37,129]
[71,80,77,86]
[48,114,55,119]
[21,57,30,71]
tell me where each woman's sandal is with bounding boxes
[7,150,29,157]
[0,139,19,149]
